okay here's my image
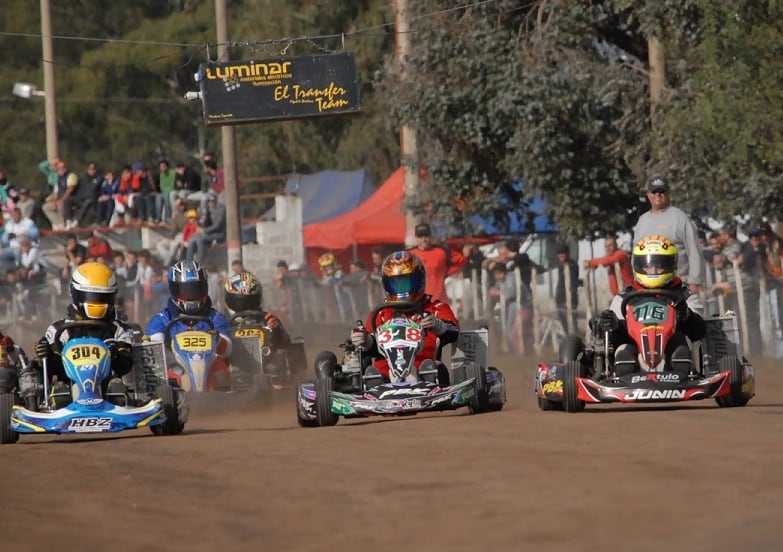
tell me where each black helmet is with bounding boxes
[168,260,209,314]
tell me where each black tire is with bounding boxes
[562,361,585,413]
[314,351,338,380]
[0,392,19,444]
[537,395,560,411]
[482,367,504,412]
[715,356,750,408]
[296,380,319,427]
[559,335,585,363]
[150,384,185,435]
[466,363,490,414]
[315,376,339,426]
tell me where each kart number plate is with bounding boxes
[175,331,213,352]
[67,417,112,432]
[234,328,265,345]
[65,345,107,364]
[380,399,421,410]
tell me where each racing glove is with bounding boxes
[420,313,446,336]
[351,327,371,349]
[0,333,14,349]
[34,337,51,359]
[264,313,280,329]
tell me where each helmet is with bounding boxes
[632,235,678,289]
[381,251,426,303]
[318,252,338,276]
[168,260,209,314]
[224,271,262,313]
[69,262,118,320]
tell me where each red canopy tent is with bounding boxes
[303,167,406,250]
[303,167,406,274]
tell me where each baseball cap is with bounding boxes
[647,176,670,192]
[414,222,432,237]
[131,162,146,172]
[18,187,29,195]
[207,192,218,202]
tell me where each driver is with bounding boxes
[33,262,135,405]
[145,260,232,359]
[349,251,459,382]
[597,235,706,375]
[224,271,290,351]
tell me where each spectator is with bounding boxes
[555,243,580,333]
[203,158,225,196]
[112,166,134,226]
[15,188,35,220]
[156,159,176,223]
[185,193,226,264]
[408,222,467,304]
[487,262,518,349]
[717,225,761,351]
[95,169,117,227]
[37,157,60,198]
[42,160,79,230]
[180,209,201,263]
[634,176,705,304]
[156,195,188,267]
[130,162,158,225]
[17,238,46,282]
[172,161,201,205]
[86,231,113,264]
[231,259,245,276]
[340,259,371,316]
[583,235,633,296]
[60,233,87,292]
[0,207,40,272]
[64,161,101,228]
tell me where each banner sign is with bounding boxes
[198,52,361,125]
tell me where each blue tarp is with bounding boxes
[270,169,376,225]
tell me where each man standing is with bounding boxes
[634,176,705,301]
[408,222,467,305]
[583,235,633,296]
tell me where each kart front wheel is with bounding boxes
[562,361,585,413]
[315,376,339,426]
[296,380,319,427]
[466,363,490,414]
[150,384,185,435]
[0,393,19,444]
[715,356,750,408]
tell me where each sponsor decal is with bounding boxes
[378,387,431,399]
[67,417,112,432]
[623,389,686,401]
[630,373,681,384]
[76,398,103,406]
[380,399,422,410]
[542,380,563,394]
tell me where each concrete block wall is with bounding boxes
[242,195,304,284]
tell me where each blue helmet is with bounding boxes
[168,260,209,314]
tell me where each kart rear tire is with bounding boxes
[559,335,585,363]
[537,395,561,411]
[314,351,338,380]
[296,380,319,427]
[715,356,750,408]
[466,363,490,414]
[150,384,185,435]
[0,392,19,444]
[562,361,585,413]
[315,376,339,426]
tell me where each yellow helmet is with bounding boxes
[632,235,678,289]
[381,251,426,303]
[318,252,338,276]
[69,262,118,320]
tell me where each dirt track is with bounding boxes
[2,340,783,552]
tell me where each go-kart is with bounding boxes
[163,314,232,393]
[535,289,755,412]
[296,302,506,427]
[0,320,186,444]
[227,311,307,395]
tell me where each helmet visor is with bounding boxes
[383,271,425,300]
[175,281,207,301]
[633,253,676,276]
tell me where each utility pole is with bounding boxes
[395,0,419,247]
[648,36,665,125]
[215,0,242,271]
[40,0,58,160]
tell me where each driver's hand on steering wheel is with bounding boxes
[420,313,446,335]
[264,313,280,328]
[34,337,51,359]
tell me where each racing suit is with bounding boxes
[601,278,706,374]
[145,298,232,358]
[37,305,136,384]
[359,296,459,379]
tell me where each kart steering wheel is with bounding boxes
[228,310,267,327]
[52,320,115,354]
[163,314,216,349]
[367,300,424,333]
[620,288,684,315]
